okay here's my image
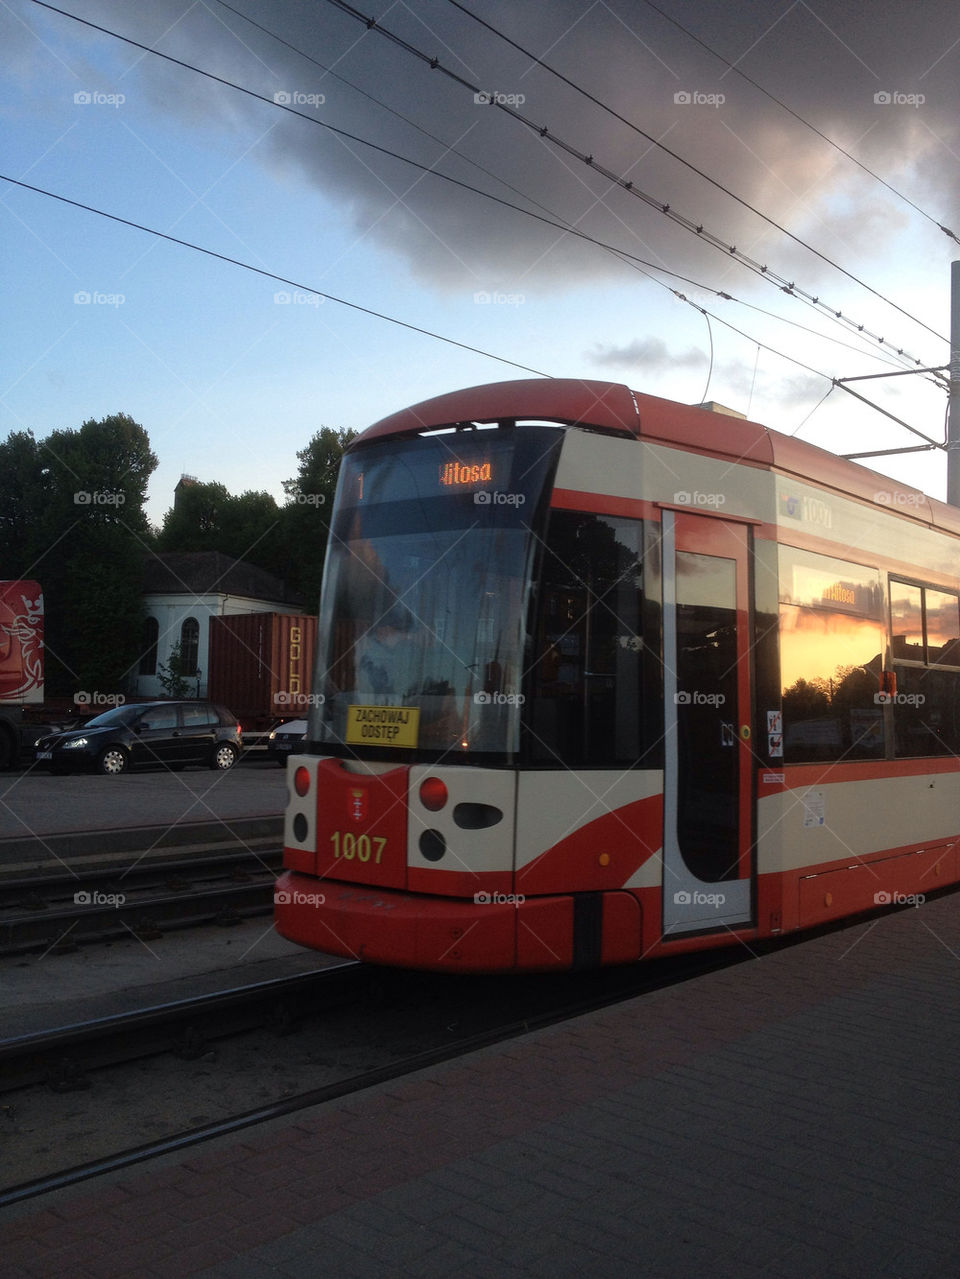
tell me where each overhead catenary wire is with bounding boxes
[9,7,945,450]
[0,174,551,378]
[208,0,936,381]
[5,170,919,444]
[24,0,935,384]
[209,0,567,239]
[442,0,953,331]
[697,310,715,406]
[319,0,946,357]
[207,6,936,440]
[676,291,945,449]
[633,0,959,245]
[789,383,836,438]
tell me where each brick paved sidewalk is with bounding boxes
[4,897,960,1278]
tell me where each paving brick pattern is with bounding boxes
[4,898,960,1277]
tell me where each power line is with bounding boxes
[210,0,562,237]
[441,0,950,335]
[678,293,945,450]
[0,174,552,378]
[6,170,941,452]
[26,0,928,382]
[320,0,945,358]
[216,0,950,452]
[633,0,959,245]
[3,171,900,437]
[9,9,944,449]
[209,0,931,379]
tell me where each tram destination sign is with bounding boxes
[438,459,494,487]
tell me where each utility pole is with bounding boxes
[947,260,960,505]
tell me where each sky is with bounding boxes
[2,0,960,531]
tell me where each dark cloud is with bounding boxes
[13,0,960,321]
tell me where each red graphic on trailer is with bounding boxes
[0,581,44,702]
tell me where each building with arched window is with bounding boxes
[137,552,305,700]
[138,616,159,676]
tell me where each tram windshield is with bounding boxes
[311,424,562,758]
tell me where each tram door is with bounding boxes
[661,510,754,935]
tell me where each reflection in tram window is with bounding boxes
[891,580,960,665]
[889,581,924,660]
[926,590,960,663]
[893,666,960,756]
[674,551,740,882]
[778,548,885,762]
[890,579,960,756]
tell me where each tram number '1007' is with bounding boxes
[330,831,387,864]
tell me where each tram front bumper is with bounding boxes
[274,870,588,972]
[273,874,646,972]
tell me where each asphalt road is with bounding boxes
[0,759,289,841]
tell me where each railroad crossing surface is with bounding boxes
[4,887,960,1277]
[0,763,297,1038]
[0,762,288,855]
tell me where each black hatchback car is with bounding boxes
[35,701,242,775]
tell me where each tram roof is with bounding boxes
[360,378,960,536]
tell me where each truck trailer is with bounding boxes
[0,580,44,769]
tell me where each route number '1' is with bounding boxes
[330,831,387,864]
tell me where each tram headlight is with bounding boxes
[419,776,448,811]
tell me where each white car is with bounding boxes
[268,719,308,765]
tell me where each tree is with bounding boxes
[0,431,52,573]
[782,677,830,722]
[157,483,287,582]
[156,641,192,698]
[149,425,357,619]
[0,413,158,697]
[283,426,358,505]
[279,427,358,608]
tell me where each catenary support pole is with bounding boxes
[947,260,960,505]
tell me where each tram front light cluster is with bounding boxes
[419,776,448,811]
[290,765,312,846]
[417,777,449,862]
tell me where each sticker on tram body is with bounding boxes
[346,704,420,748]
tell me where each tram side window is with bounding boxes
[778,547,885,762]
[890,581,960,756]
[527,511,657,767]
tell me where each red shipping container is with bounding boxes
[207,613,318,724]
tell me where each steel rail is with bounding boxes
[0,949,748,1208]
[0,962,366,1093]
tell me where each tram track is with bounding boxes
[4,890,936,1210]
[0,848,283,955]
[0,961,367,1095]
[0,945,751,1209]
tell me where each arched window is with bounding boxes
[180,616,200,675]
[139,617,159,675]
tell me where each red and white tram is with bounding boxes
[275,378,960,971]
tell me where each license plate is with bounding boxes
[37,751,53,760]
